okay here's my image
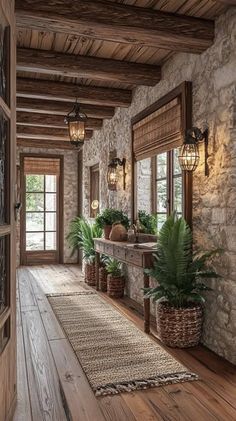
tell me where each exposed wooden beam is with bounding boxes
[17,77,132,108]
[214,0,236,4]
[17,138,77,150]
[15,0,214,54]
[17,48,161,87]
[17,125,93,140]
[17,111,103,130]
[17,97,115,119]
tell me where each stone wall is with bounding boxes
[16,146,79,266]
[83,8,236,364]
[136,158,152,213]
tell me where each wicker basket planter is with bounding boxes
[84,262,96,287]
[107,275,125,298]
[156,302,203,348]
[99,267,108,292]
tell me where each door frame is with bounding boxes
[20,153,64,265]
[0,0,17,419]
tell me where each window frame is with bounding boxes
[131,82,192,226]
[151,150,184,229]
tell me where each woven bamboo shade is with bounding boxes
[133,98,183,161]
[23,157,60,175]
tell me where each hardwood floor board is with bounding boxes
[18,267,38,309]
[21,309,67,421]
[13,321,32,421]
[121,392,163,421]
[140,388,185,421]
[50,338,105,421]
[183,381,236,421]
[16,265,236,421]
[99,395,136,421]
[163,384,218,421]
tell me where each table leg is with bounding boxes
[95,251,100,291]
[144,273,150,334]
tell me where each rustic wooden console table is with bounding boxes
[94,238,155,334]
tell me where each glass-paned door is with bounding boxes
[21,157,62,265]
[0,0,17,418]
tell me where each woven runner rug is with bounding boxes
[47,292,198,396]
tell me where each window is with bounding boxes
[152,149,183,232]
[25,174,57,251]
[90,164,99,218]
[132,82,192,228]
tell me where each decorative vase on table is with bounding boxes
[144,213,221,348]
[109,222,127,241]
[104,225,112,240]
[95,208,130,240]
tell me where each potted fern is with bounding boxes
[138,210,157,235]
[96,208,130,239]
[67,217,102,286]
[106,258,125,298]
[144,213,220,348]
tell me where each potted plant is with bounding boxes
[138,210,157,235]
[67,217,102,286]
[144,213,221,348]
[106,258,125,298]
[96,208,130,239]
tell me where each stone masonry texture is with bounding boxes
[83,9,236,364]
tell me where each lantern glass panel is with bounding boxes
[178,143,200,171]
[68,120,85,142]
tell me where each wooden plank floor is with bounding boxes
[14,265,236,421]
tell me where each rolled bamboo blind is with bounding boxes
[133,97,183,160]
[23,157,60,175]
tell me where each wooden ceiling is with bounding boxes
[15,0,229,149]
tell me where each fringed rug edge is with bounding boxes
[94,371,199,396]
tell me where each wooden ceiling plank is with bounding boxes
[17,48,161,86]
[17,111,103,130]
[17,138,78,150]
[15,0,214,53]
[17,77,132,107]
[16,125,93,140]
[16,97,115,119]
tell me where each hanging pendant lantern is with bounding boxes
[64,100,87,147]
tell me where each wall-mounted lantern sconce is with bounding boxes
[178,127,209,175]
[64,99,87,147]
[107,158,126,191]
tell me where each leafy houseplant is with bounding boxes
[95,208,130,239]
[138,210,157,235]
[67,217,102,286]
[144,213,220,348]
[106,258,125,298]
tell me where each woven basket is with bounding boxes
[156,302,203,348]
[99,267,108,292]
[107,275,125,298]
[84,262,96,287]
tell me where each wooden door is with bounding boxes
[20,154,64,265]
[0,0,17,420]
